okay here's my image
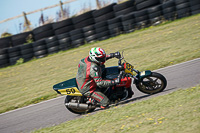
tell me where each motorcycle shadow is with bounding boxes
[92,87,177,113]
[115,87,177,106]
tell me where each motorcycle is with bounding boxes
[53,52,167,114]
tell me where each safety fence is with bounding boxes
[0,0,199,68]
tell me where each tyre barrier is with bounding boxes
[0,49,9,68]
[20,43,34,62]
[108,16,123,37]
[83,25,97,43]
[33,39,48,58]
[57,32,71,51]
[134,9,150,29]
[53,18,74,36]
[0,36,12,49]
[33,23,54,41]
[8,46,22,65]
[11,31,33,47]
[0,0,199,68]
[189,0,200,15]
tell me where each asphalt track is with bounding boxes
[0,58,200,133]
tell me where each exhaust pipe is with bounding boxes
[65,102,96,110]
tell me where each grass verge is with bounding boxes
[0,14,200,114]
[33,85,200,133]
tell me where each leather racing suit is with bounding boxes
[76,54,115,107]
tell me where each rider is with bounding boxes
[76,47,121,109]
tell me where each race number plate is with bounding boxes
[125,62,134,75]
[58,87,82,96]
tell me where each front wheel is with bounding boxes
[135,72,167,94]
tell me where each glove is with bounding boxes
[113,77,121,85]
[110,52,121,59]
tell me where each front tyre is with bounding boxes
[65,96,95,114]
[136,72,167,94]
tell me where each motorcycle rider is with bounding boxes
[76,47,121,109]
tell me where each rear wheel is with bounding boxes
[136,72,167,94]
[65,96,96,114]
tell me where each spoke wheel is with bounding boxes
[136,72,167,94]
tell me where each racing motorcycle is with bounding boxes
[53,52,167,114]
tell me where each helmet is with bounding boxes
[89,47,106,64]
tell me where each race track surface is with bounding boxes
[0,58,200,133]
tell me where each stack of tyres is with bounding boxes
[45,36,60,55]
[159,0,172,3]
[83,25,97,43]
[107,16,123,37]
[95,21,110,41]
[135,0,160,10]
[20,43,34,62]
[7,46,21,65]
[11,31,33,47]
[113,0,136,16]
[0,49,9,68]
[33,23,54,41]
[72,10,95,29]
[175,0,190,19]
[0,37,12,49]
[121,12,135,33]
[134,9,149,29]
[57,33,71,51]
[70,29,84,47]
[162,0,176,20]
[93,3,116,23]
[32,39,47,58]
[189,0,200,15]
[53,18,74,35]
[147,4,163,25]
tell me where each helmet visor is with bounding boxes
[95,56,106,63]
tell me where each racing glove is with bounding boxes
[114,77,121,84]
[110,52,121,59]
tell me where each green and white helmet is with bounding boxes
[89,47,106,64]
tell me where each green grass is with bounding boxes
[0,14,200,114]
[33,85,200,133]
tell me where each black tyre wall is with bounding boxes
[162,0,176,20]
[72,10,95,29]
[45,36,60,54]
[189,0,200,13]
[0,37,12,49]
[175,1,191,19]
[20,43,34,62]
[52,18,73,29]
[11,31,33,47]
[83,25,96,43]
[108,16,123,36]
[113,0,135,12]
[32,39,47,58]
[92,3,116,17]
[94,12,115,23]
[70,29,84,48]
[134,9,149,28]
[135,0,160,10]
[33,24,54,41]
[0,48,9,68]
[7,46,22,65]
[95,21,110,40]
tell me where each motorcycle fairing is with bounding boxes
[53,78,82,96]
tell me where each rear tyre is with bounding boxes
[136,72,167,94]
[65,96,96,114]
